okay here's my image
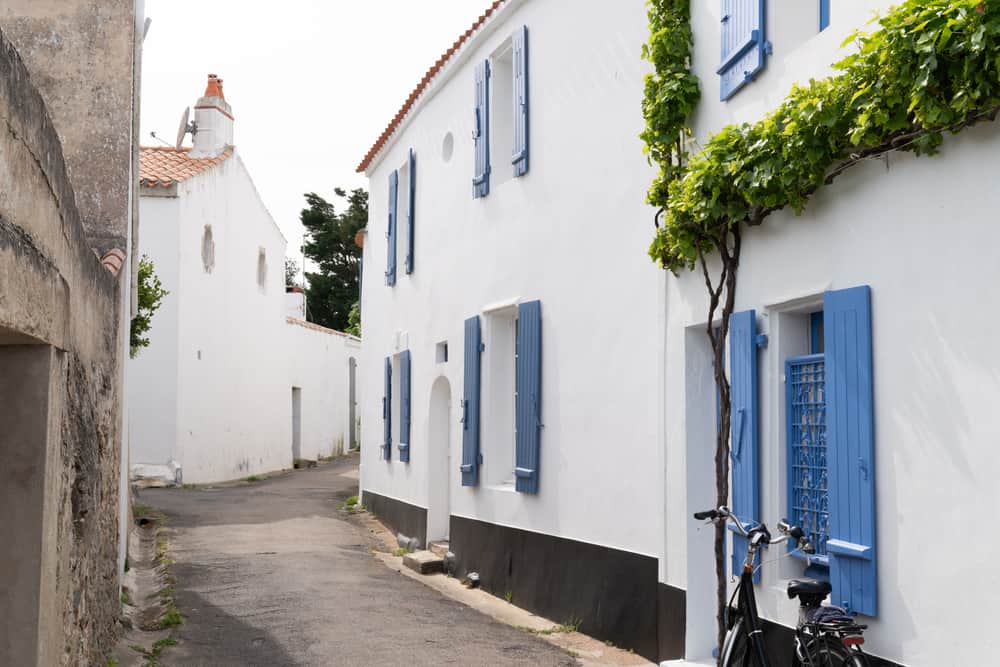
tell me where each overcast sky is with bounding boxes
[141,0,485,270]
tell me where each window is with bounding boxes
[257,248,267,292]
[483,306,517,486]
[786,312,829,568]
[473,25,529,198]
[383,351,411,463]
[719,0,768,101]
[202,225,215,273]
[756,286,878,616]
[461,301,542,493]
[490,41,515,188]
[436,341,448,364]
[387,149,416,283]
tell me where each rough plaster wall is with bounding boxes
[0,28,123,666]
[0,0,138,252]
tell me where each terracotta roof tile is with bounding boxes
[356,0,507,173]
[140,146,234,188]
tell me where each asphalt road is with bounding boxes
[140,454,577,667]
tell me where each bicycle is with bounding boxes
[693,506,871,667]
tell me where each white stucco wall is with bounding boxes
[130,151,358,484]
[128,192,181,466]
[360,0,664,557]
[666,4,1000,664]
[286,318,361,461]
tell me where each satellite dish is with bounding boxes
[175,107,196,149]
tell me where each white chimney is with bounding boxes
[190,73,233,157]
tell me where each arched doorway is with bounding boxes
[427,376,452,541]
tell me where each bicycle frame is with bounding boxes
[731,542,771,666]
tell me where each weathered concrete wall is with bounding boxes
[0,0,140,252]
[0,28,123,666]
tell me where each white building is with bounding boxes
[665,3,1000,666]
[129,75,360,485]
[360,1,998,665]
[358,0,665,659]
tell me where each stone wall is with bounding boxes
[0,27,123,666]
[0,0,141,253]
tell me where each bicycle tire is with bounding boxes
[801,638,871,667]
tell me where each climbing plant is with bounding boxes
[130,255,169,358]
[642,0,1000,656]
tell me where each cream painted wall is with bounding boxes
[360,0,664,558]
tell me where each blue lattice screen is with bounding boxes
[787,355,829,560]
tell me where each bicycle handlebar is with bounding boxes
[693,506,814,553]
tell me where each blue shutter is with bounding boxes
[382,356,392,460]
[473,60,491,198]
[461,316,482,485]
[825,286,876,616]
[515,300,541,494]
[729,309,760,580]
[405,149,416,274]
[386,170,398,286]
[718,0,767,101]
[399,350,411,462]
[820,0,830,31]
[512,25,529,178]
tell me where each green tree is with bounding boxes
[285,258,300,287]
[130,255,169,358]
[344,301,361,337]
[300,188,367,331]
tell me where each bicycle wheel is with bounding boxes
[802,638,871,667]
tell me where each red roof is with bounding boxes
[356,0,507,173]
[140,146,233,188]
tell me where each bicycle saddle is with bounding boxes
[787,578,832,601]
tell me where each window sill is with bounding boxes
[488,481,518,493]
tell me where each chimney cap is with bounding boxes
[204,73,225,100]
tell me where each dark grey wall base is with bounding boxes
[658,582,685,660]
[361,490,427,547]
[449,515,660,662]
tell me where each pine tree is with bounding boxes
[300,188,367,331]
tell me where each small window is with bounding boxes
[202,226,215,273]
[257,248,267,292]
[436,341,448,364]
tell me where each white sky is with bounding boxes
[141,0,487,270]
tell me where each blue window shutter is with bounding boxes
[718,0,767,100]
[824,286,876,616]
[383,356,392,461]
[729,309,760,580]
[515,300,541,494]
[399,350,411,462]
[473,60,491,198]
[386,170,398,286]
[461,316,482,485]
[512,25,529,177]
[820,0,830,31]
[405,149,416,274]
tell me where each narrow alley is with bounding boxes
[135,455,577,666]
